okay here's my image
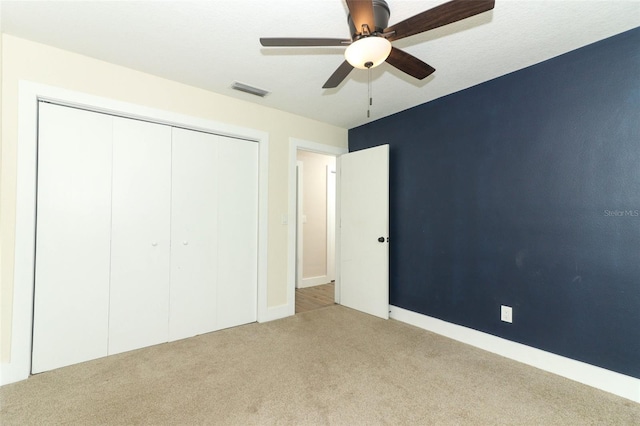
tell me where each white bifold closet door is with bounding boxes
[32,103,113,374]
[216,137,258,329]
[169,128,219,340]
[32,102,259,373]
[169,129,258,339]
[108,118,172,355]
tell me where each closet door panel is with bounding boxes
[32,103,112,373]
[109,117,172,355]
[169,128,219,341]
[217,138,259,329]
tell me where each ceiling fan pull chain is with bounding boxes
[367,66,372,118]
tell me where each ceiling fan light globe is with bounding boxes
[344,37,392,69]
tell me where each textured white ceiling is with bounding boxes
[1,0,639,129]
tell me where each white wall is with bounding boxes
[0,34,347,364]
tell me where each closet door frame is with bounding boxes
[7,81,269,384]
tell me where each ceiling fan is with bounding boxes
[260,0,495,89]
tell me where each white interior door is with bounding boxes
[169,128,219,341]
[32,103,113,373]
[108,117,172,355]
[339,144,389,319]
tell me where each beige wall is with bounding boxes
[0,34,347,362]
[297,151,336,279]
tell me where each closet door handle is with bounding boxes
[151,242,158,247]
[182,241,189,246]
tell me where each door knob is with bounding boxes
[378,237,385,243]
[151,242,158,247]
[183,241,188,245]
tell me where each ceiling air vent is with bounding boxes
[231,81,270,98]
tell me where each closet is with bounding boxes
[32,102,258,373]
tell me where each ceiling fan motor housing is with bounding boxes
[348,0,390,39]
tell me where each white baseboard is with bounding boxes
[1,361,29,386]
[297,276,330,289]
[390,306,640,403]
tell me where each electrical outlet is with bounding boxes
[501,305,513,323]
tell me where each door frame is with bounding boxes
[295,160,303,288]
[5,81,269,384]
[326,163,337,283]
[287,138,347,315]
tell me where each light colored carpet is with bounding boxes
[1,305,638,425]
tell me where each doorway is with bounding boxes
[287,139,347,316]
[294,150,336,313]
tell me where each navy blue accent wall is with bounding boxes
[349,28,640,378]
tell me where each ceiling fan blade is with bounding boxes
[385,0,495,42]
[260,38,350,47]
[385,47,435,80]
[323,60,354,89]
[346,0,375,35]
